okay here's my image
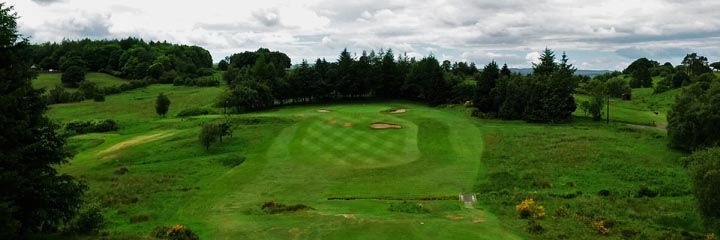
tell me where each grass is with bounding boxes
[32,72,128,91]
[49,83,703,239]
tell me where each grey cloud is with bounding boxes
[31,0,64,6]
[252,8,280,27]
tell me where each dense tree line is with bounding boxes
[218,48,479,112]
[472,49,579,123]
[620,54,715,93]
[29,38,213,82]
[0,4,86,238]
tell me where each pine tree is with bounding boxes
[1,4,85,237]
[474,61,500,113]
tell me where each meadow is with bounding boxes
[32,72,128,92]
[39,72,704,239]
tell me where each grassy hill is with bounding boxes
[45,82,704,239]
[32,72,128,91]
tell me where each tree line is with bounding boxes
[217,48,582,123]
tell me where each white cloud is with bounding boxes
[8,0,720,69]
[526,52,541,66]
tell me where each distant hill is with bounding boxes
[510,68,611,77]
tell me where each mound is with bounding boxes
[389,109,408,114]
[370,122,402,129]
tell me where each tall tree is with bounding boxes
[155,93,171,117]
[474,61,500,113]
[0,4,85,237]
[682,53,712,76]
[500,63,511,77]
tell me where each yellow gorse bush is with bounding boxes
[516,198,545,219]
[167,224,187,235]
[593,220,610,235]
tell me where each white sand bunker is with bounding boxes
[388,109,408,114]
[370,122,402,129]
[100,132,175,155]
[317,109,332,113]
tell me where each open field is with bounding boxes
[44,83,703,239]
[32,72,128,91]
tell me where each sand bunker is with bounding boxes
[342,214,356,219]
[370,122,402,129]
[317,109,332,113]
[447,215,464,220]
[471,217,487,223]
[343,122,353,127]
[327,120,338,125]
[100,132,174,154]
[389,108,408,114]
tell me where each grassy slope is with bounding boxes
[49,82,701,239]
[32,72,128,91]
[574,75,680,127]
[52,87,521,239]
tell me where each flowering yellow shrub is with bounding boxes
[708,233,717,240]
[593,220,610,235]
[516,198,545,219]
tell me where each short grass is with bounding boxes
[49,83,702,239]
[32,72,128,91]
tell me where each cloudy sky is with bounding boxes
[9,0,720,70]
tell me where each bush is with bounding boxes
[598,190,611,197]
[388,201,430,214]
[93,93,105,102]
[151,225,199,240]
[636,186,658,198]
[67,204,104,234]
[65,119,119,134]
[685,147,720,221]
[526,219,545,234]
[62,65,85,87]
[219,155,245,167]
[516,198,545,219]
[176,108,211,117]
[260,200,313,214]
[593,220,610,235]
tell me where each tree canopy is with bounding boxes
[0,4,85,237]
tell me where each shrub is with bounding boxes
[67,204,104,234]
[636,186,658,198]
[526,219,545,234]
[151,225,199,240]
[65,119,119,134]
[598,190,611,197]
[176,108,211,117]
[685,147,720,221]
[553,206,569,218]
[593,220,610,235]
[260,200,313,214]
[388,201,430,214]
[516,198,545,219]
[93,93,105,102]
[219,155,245,167]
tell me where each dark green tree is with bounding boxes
[218,59,229,71]
[500,63,511,77]
[199,123,220,150]
[0,4,85,237]
[474,61,500,113]
[631,66,652,88]
[668,80,720,151]
[61,65,85,87]
[155,93,171,117]
[684,147,720,223]
[682,53,712,76]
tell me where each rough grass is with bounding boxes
[49,83,702,239]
